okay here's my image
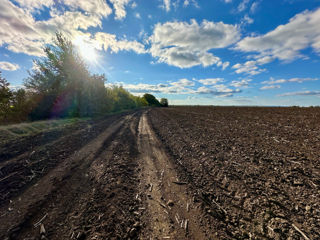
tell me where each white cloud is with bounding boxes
[223,0,232,3]
[16,0,113,16]
[196,85,241,97]
[109,0,132,20]
[183,0,199,8]
[162,0,171,12]
[95,32,146,54]
[170,78,195,87]
[14,0,53,11]
[260,85,281,90]
[120,79,195,95]
[262,77,318,85]
[0,61,20,71]
[135,13,141,19]
[232,56,273,75]
[150,19,240,68]
[241,14,254,25]
[233,61,265,75]
[221,61,230,70]
[131,1,137,8]
[230,79,251,88]
[118,77,242,98]
[0,0,144,57]
[0,0,106,56]
[238,0,250,12]
[62,0,112,17]
[250,1,259,13]
[198,78,224,85]
[279,90,320,97]
[236,8,320,61]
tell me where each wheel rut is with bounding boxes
[138,112,209,240]
[0,113,138,240]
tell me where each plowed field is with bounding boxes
[1,107,319,239]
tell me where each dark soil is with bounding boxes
[1,106,319,240]
[0,112,135,207]
[149,106,320,239]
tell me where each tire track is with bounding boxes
[137,112,213,240]
[0,112,132,207]
[0,113,138,239]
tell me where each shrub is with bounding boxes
[160,98,168,107]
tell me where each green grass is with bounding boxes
[0,117,90,142]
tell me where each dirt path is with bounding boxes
[137,113,213,240]
[0,110,218,240]
[0,112,142,239]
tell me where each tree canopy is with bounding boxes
[160,98,169,107]
[142,93,161,107]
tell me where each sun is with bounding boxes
[73,36,98,63]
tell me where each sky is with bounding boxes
[1,0,320,106]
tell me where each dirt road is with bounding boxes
[0,110,213,240]
[137,113,214,239]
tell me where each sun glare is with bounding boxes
[73,36,98,63]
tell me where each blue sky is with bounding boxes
[1,0,320,106]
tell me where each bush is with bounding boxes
[142,93,161,107]
[160,98,168,107]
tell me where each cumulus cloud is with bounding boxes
[149,19,240,68]
[241,14,254,25]
[16,0,112,16]
[262,77,318,85]
[62,0,112,17]
[183,0,199,8]
[95,32,146,54]
[0,0,108,56]
[120,79,195,94]
[235,8,320,61]
[232,56,273,75]
[198,78,224,85]
[0,0,145,57]
[0,61,20,71]
[221,61,230,70]
[233,61,263,75]
[260,85,281,90]
[110,0,132,20]
[230,79,251,88]
[14,0,53,11]
[196,85,241,97]
[161,0,171,12]
[119,78,241,97]
[170,78,195,87]
[279,90,320,97]
[238,0,250,12]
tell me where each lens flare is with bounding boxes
[73,36,98,63]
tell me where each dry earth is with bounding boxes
[0,106,319,240]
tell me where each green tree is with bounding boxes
[160,98,168,107]
[106,86,137,112]
[0,72,13,122]
[134,96,148,107]
[142,93,161,106]
[24,33,107,119]
[10,89,32,122]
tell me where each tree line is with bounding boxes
[0,33,168,124]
